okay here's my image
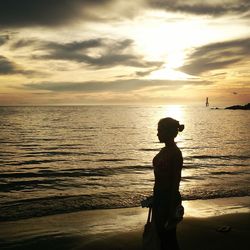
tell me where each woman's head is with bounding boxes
[157,117,184,143]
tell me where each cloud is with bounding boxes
[22,79,211,93]
[0,0,249,29]
[10,38,38,49]
[14,37,163,69]
[135,67,161,77]
[0,55,22,74]
[0,55,36,75]
[0,34,10,46]
[179,38,250,75]
[0,0,114,28]
[147,0,250,16]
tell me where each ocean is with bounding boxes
[0,105,249,221]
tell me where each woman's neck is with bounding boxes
[164,139,175,147]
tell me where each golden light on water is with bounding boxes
[163,105,184,121]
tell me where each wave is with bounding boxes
[0,179,60,192]
[183,162,250,169]
[138,148,160,152]
[96,158,135,162]
[1,191,249,222]
[211,171,245,175]
[0,165,152,180]
[23,151,93,157]
[188,155,250,160]
[4,159,65,166]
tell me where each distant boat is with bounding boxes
[206,97,209,107]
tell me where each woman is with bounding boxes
[152,117,184,250]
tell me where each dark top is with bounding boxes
[152,142,183,231]
[153,142,183,201]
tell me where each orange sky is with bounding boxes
[0,0,249,106]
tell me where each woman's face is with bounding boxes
[157,126,167,142]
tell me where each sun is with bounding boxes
[148,65,190,80]
[133,22,185,61]
[129,14,192,80]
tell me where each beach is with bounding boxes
[1,196,249,250]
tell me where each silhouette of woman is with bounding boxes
[152,117,184,250]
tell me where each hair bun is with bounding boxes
[178,124,185,132]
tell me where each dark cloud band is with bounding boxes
[22,79,211,93]
[147,0,250,16]
[12,37,163,69]
[179,38,250,75]
[1,0,249,29]
[0,0,113,28]
[0,55,36,75]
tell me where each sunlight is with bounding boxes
[148,66,190,80]
[153,105,184,129]
[127,14,197,80]
[133,22,183,61]
[146,49,190,80]
[167,51,184,69]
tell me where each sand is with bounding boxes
[0,196,249,250]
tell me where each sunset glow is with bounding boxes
[0,0,249,105]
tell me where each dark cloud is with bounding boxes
[0,55,36,75]
[15,38,163,69]
[147,0,250,16]
[0,0,113,28]
[0,0,249,29]
[179,38,250,75]
[10,38,38,49]
[10,37,102,50]
[135,67,160,77]
[0,55,22,74]
[0,34,9,46]
[22,79,211,93]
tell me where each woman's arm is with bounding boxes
[168,151,182,217]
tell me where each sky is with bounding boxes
[0,0,249,106]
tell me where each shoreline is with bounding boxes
[0,196,249,250]
[1,195,250,222]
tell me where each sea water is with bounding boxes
[0,105,249,221]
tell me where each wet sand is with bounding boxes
[0,197,249,250]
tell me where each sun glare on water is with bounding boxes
[163,105,184,121]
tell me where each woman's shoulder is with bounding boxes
[166,144,182,161]
[154,145,182,160]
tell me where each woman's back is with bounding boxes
[153,142,183,192]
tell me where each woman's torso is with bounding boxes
[153,143,183,193]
